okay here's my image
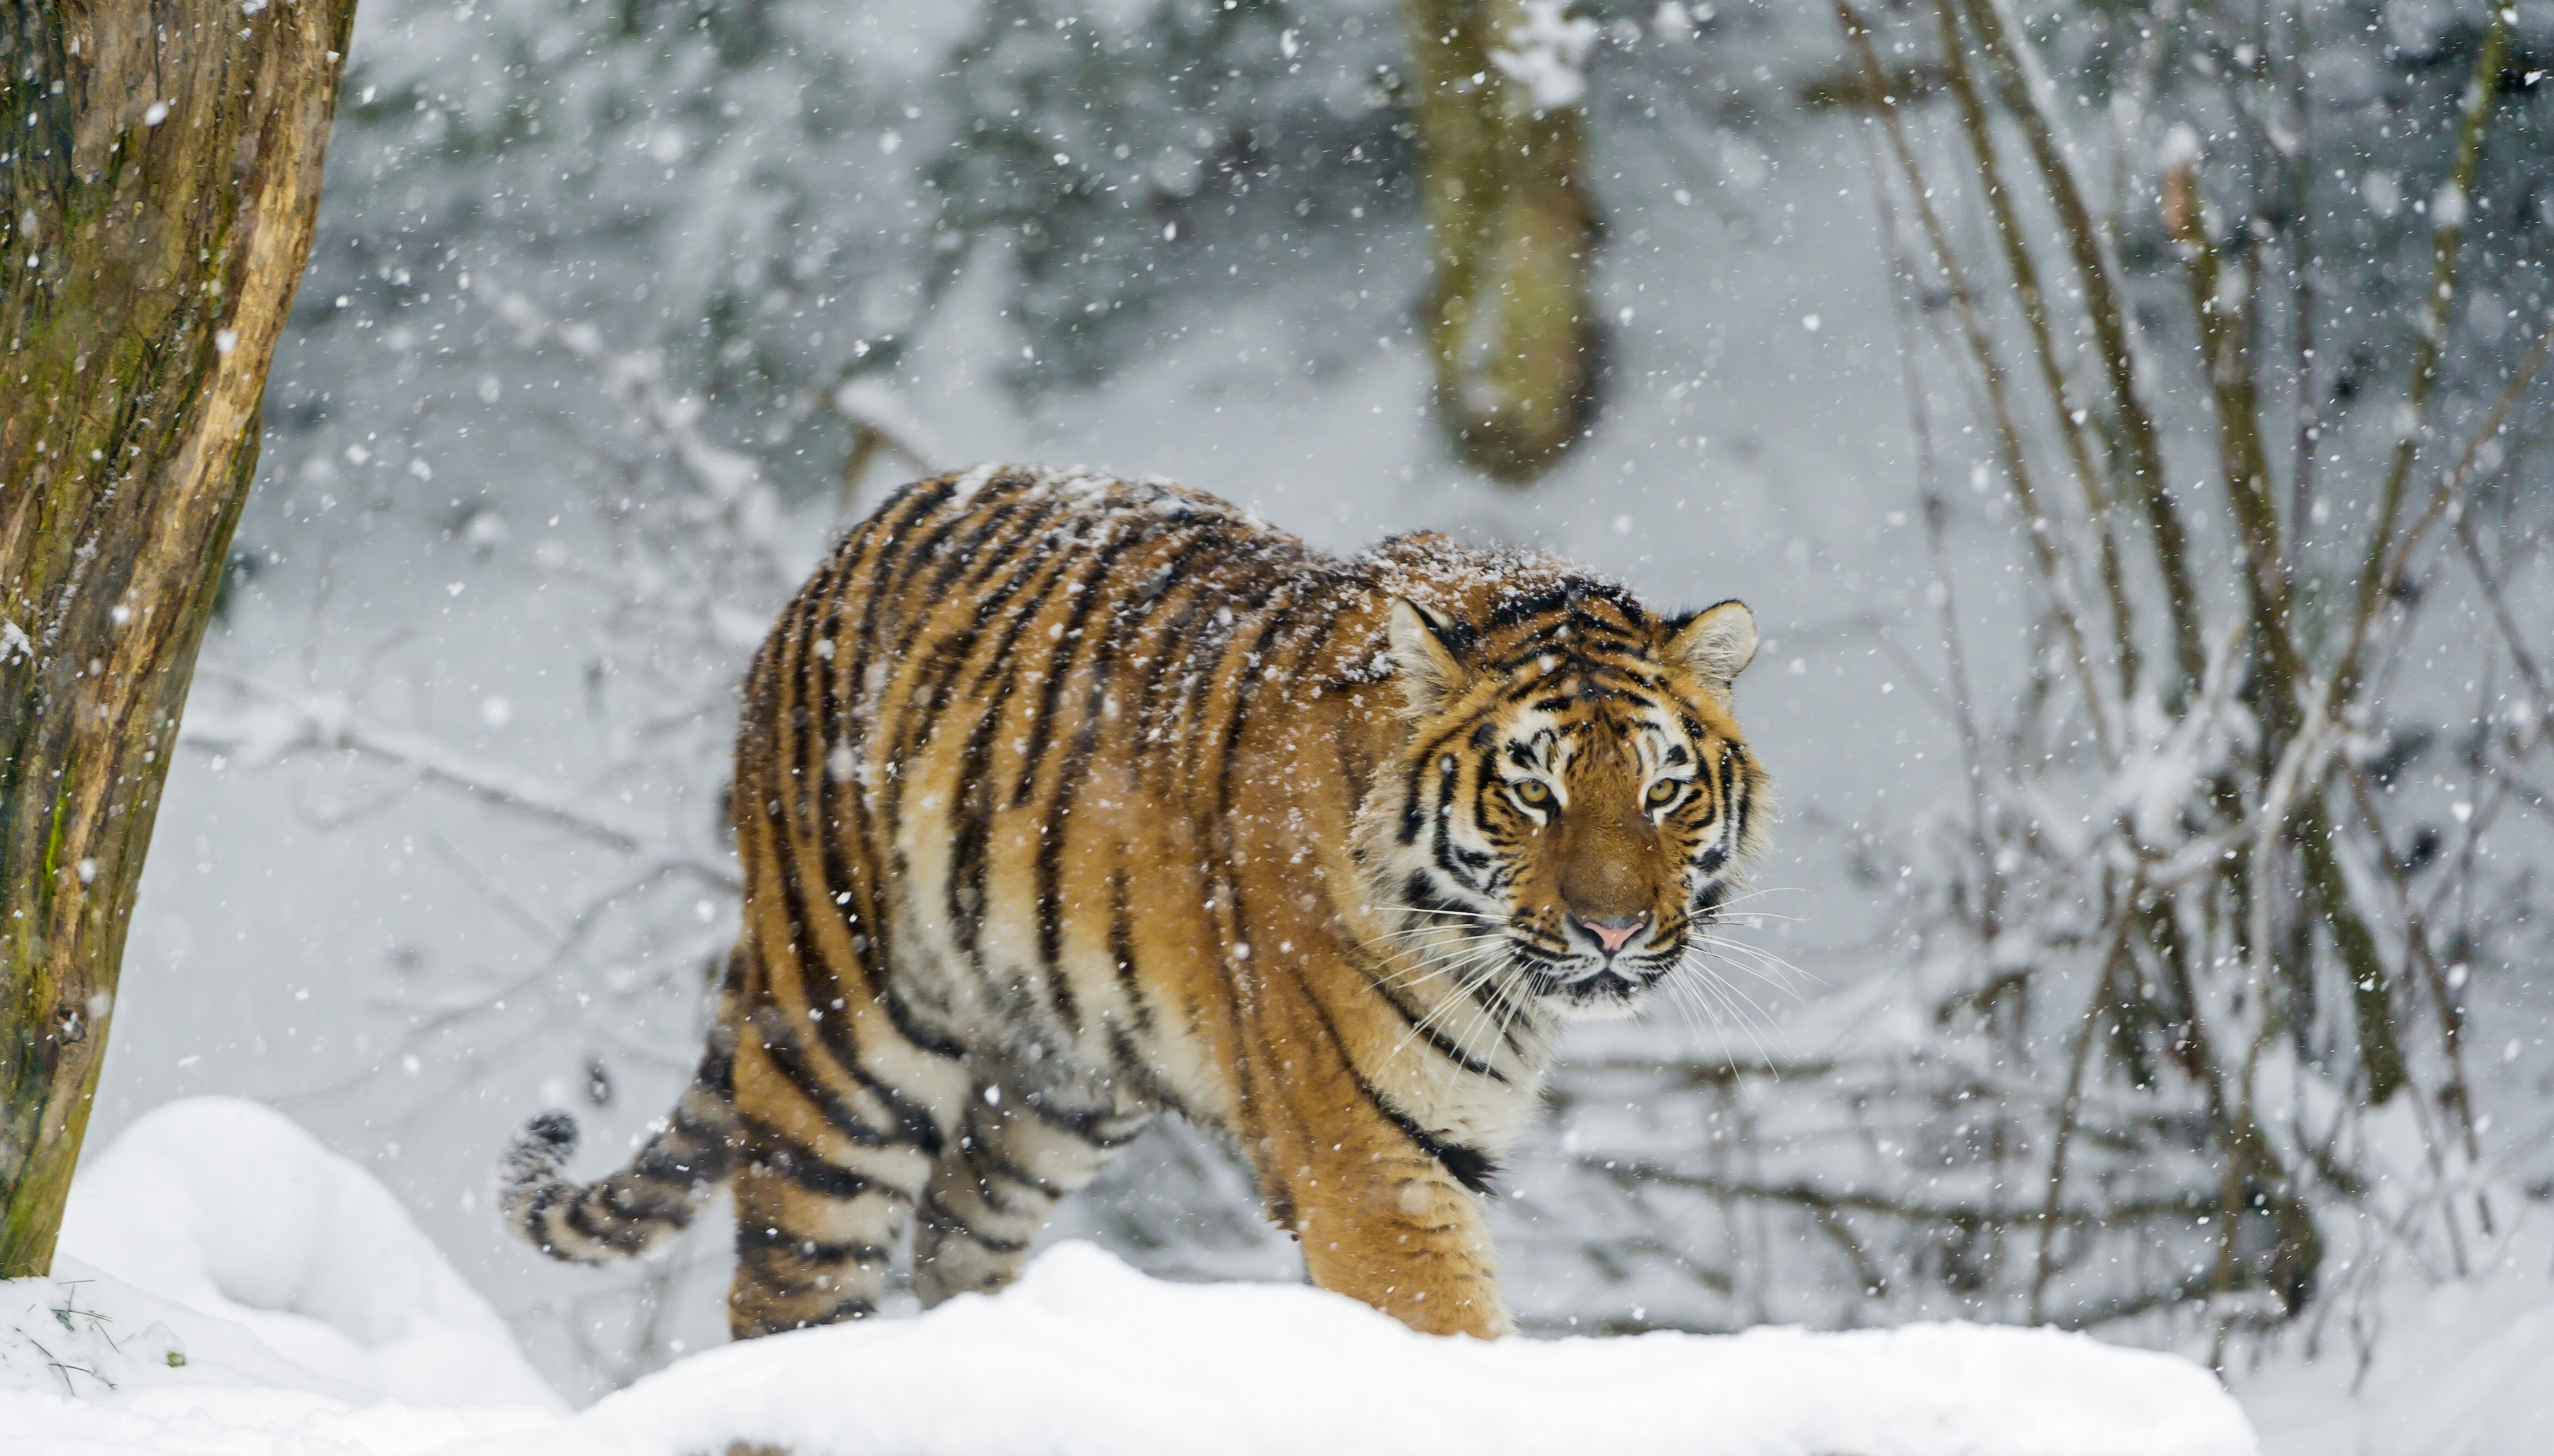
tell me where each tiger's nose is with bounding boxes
[1576,913,1647,955]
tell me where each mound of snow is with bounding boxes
[3,1259,368,1402]
[2237,1216,2554,1456]
[4,1260,546,1455]
[488,1243,2254,1456]
[8,1099,2255,1456]
[54,1097,557,1409]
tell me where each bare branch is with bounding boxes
[179,678,739,892]
[2342,8,2512,696]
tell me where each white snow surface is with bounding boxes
[2235,1215,2554,1456]
[2,1245,2263,1456]
[480,1244,2257,1456]
[8,1099,2257,1455]
[50,1097,559,1410]
[1,1263,547,1456]
[4,1259,372,1404]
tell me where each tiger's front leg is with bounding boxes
[1271,1117,1511,1339]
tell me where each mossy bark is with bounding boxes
[1403,0,1601,484]
[0,0,356,1276]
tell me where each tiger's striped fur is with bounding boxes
[502,465,1769,1339]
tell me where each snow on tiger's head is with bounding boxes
[1353,574,1771,1022]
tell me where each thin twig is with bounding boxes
[1834,0,2115,760]
[1960,0,2205,695]
[1931,0,2140,700]
[2341,7,2511,696]
[2029,873,2140,1322]
[2163,135,2308,747]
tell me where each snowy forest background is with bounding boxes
[77,0,2554,1440]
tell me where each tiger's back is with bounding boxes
[766,465,1352,1127]
[504,464,1770,1340]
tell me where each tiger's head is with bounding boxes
[1354,582,1770,1021]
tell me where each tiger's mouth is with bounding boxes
[1509,934,1683,1015]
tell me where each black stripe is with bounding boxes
[785,559,842,809]
[1401,871,1470,921]
[1398,719,1477,846]
[806,550,898,1033]
[771,1001,955,1149]
[966,1140,1073,1202]
[568,1191,670,1252]
[1430,762,1489,894]
[879,496,984,602]
[1203,606,1290,1125]
[692,1040,737,1103]
[919,1196,1033,1253]
[879,508,1084,855]
[1292,974,1501,1196]
[886,491,1072,667]
[1103,863,1156,1036]
[630,1142,720,1186]
[1035,718,1098,996]
[1016,1091,1148,1149]
[1122,530,1231,748]
[1031,543,1147,1024]
[1484,632,1647,677]
[741,1026,904,1150]
[1348,950,1509,1081]
[1102,1022,1186,1116]
[1011,527,1154,808]
[736,1223,894,1266]
[797,506,915,1031]
[773,1152,880,1202]
[946,703,1005,963]
[522,1183,573,1250]
[1479,585,1581,631]
[769,812,965,1063]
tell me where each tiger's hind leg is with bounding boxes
[912,1083,1154,1307]
[727,1134,934,1338]
[723,998,970,1339]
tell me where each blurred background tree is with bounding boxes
[1406,0,1604,481]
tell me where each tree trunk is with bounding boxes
[0,0,356,1276]
[1403,0,1603,484]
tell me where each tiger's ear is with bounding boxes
[1387,598,1470,716]
[1668,599,1758,693]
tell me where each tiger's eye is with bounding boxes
[1514,779,1551,806]
[1646,779,1681,806]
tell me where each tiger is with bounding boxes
[500,464,1769,1340]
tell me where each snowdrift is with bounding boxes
[485,1242,2257,1456]
[4,1100,2260,1455]
[2237,1217,2554,1456]
[0,1264,548,1455]
[52,1096,559,1408]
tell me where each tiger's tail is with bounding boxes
[500,972,744,1265]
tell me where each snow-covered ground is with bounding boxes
[2235,1217,2554,1456]
[8,1100,2258,1456]
[52,1099,557,1409]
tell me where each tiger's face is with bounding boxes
[1358,591,1767,1021]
